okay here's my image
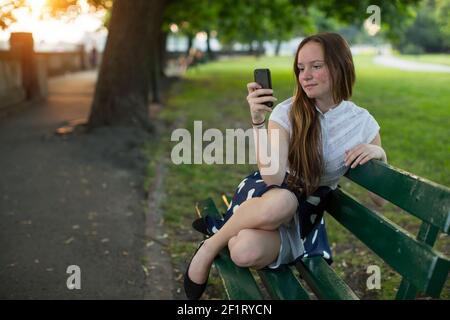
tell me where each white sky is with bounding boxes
[0,0,107,50]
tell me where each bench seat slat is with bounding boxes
[258,266,311,300]
[328,189,450,297]
[345,160,450,234]
[296,257,359,300]
[214,250,265,300]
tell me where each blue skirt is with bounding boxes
[205,170,333,268]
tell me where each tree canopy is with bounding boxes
[0,0,26,29]
[396,0,450,53]
[2,0,437,129]
[1,0,428,46]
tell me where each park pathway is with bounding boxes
[0,71,174,299]
[374,54,450,72]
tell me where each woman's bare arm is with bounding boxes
[254,120,290,186]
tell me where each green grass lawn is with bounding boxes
[145,54,450,300]
[395,53,450,67]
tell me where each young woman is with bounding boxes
[184,32,387,300]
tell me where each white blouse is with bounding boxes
[269,97,380,189]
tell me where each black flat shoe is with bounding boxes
[184,240,208,300]
[192,217,211,236]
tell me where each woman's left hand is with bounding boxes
[344,144,385,169]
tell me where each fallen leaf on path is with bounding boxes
[64,237,74,244]
[142,265,149,277]
[87,212,97,220]
[157,233,168,240]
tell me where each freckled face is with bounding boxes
[297,42,332,101]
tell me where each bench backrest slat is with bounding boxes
[395,222,441,299]
[396,281,419,300]
[416,223,440,246]
[327,189,450,297]
[345,161,450,234]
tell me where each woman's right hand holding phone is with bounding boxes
[246,82,277,124]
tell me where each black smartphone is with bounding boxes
[253,68,273,108]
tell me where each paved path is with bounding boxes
[0,71,173,299]
[374,54,450,72]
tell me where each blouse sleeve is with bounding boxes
[269,102,291,133]
[363,113,380,144]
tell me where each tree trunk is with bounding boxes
[275,39,282,56]
[149,29,168,104]
[186,33,194,56]
[158,30,168,77]
[205,29,214,60]
[256,40,264,57]
[87,0,169,129]
[150,44,161,104]
[248,41,254,54]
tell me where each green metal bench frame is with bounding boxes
[195,160,450,300]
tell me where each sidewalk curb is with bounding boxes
[143,153,174,299]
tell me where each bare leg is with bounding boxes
[188,188,298,284]
[229,228,281,270]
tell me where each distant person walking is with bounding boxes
[89,47,98,69]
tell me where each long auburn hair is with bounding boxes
[286,32,355,197]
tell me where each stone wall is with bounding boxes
[0,33,97,113]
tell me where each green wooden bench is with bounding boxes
[195,160,450,299]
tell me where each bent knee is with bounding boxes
[229,230,263,267]
[259,189,298,227]
[230,245,261,267]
